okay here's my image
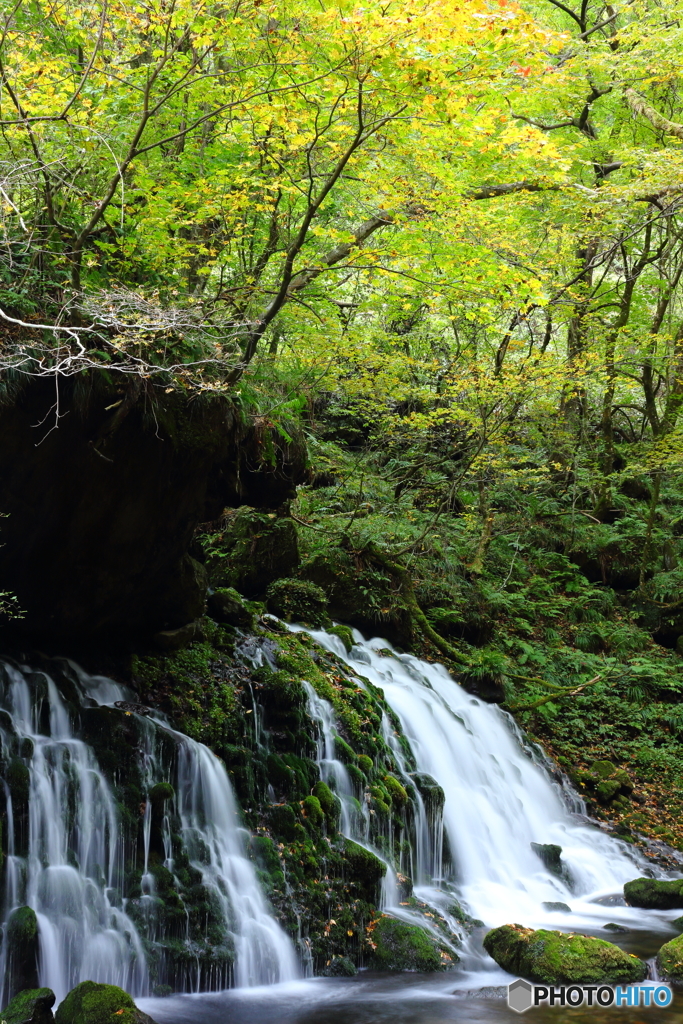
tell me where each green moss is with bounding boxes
[2,987,55,1024]
[6,906,39,992]
[483,924,648,984]
[343,839,386,901]
[384,775,408,808]
[311,781,336,816]
[367,916,455,972]
[624,877,683,909]
[357,754,374,775]
[267,803,306,842]
[346,763,366,788]
[327,625,355,653]
[207,587,253,628]
[203,508,300,598]
[334,736,357,763]
[266,579,330,627]
[149,782,174,805]
[657,933,683,980]
[54,981,155,1024]
[302,795,324,828]
[7,758,30,803]
[589,759,617,779]
[322,956,357,976]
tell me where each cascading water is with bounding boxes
[301,628,675,940]
[300,658,464,955]
[0,658,298,1003]
[0,661,147,1005]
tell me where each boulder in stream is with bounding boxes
[483,923,648,985]
[54,982,158,1024]
[2,987,55,1024]
[366,916,456,972]
[623,877,683,909]
[656,933,683,981]
[6,906,40,993]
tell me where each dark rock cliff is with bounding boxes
[0,373,307,647]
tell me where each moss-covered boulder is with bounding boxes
[366,916,454,972]
[531,843,563,874]
[54,982,158,1024]
[569,760,633,808]
[205,508,300,598]
[483,924,647,984]
[6,906,40,993]
[207,587,254,627]
[2,987,55,1024]
[327,624,354,653]
[656,933,683,980]
[266,579,330,627]
[624,877,683,909]
[342,840,386,902]
[322,956,357,977]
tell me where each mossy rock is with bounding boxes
[366,916,454,972]
[2,987,55,1024]
[301,795,324,828]
[589,759,618,780]
[342,839,386,901]
[327,625,355,653]
[205,509,300,598]
[542,902,571,913]
[54,982,158,1024]
[483,924,647,984]
[624,877,683,909]
[207,587,254,628]
[657,933,683,980]
[7,758,30,804]
[266,579,330,627]
[299,548,412,646]
[596,779,622,804]
[266,803,306,843]
[6,906,39,992]
[322,956,357,977]
[149,782,175,806]
[346,763,366,789]
[384,775,408,808]
[530,843,563,876]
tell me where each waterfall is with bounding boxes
[0,658,298,1004]
[301,665,464,954]
[301,628,672,936]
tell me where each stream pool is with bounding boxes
[137,921,682,1024]
[138,972,682,1024]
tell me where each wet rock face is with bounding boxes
[624,877,683,909]
[483,924,648,985]
[0,375,306,647]
[5,906,39,995]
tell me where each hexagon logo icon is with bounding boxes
[508,979,533,1013]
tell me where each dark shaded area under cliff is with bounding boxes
[0,374,307,648]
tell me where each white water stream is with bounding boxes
[299,628,678,944]
[0,624,678,1006]
[0,659,298,1004]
